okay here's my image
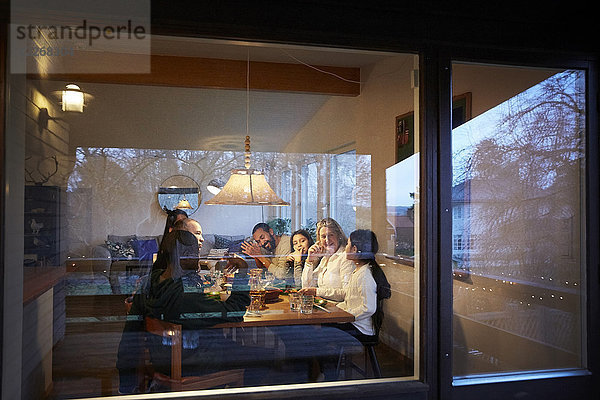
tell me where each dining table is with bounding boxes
[213,292,354,328]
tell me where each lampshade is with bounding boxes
[205,168,289,206]
[175,197,193,209]
[205,55,289,207]
[205,135,289,206]
[61,84,86,112]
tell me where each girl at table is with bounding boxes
[301,218,355,299]
[285,229,314,287]
[301,229,391,338]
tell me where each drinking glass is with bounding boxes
[289,292,301,312]
[300,294,314,314]
[248,292,262,315]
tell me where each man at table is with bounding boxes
[177,217,205,269]
[241,222,291,280]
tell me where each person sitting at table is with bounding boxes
[285,229,315,288]
[116,221,250,394]
[241,222,291,280]
[176,217,206,270]
[301,229,391,338]
[300,218,355,299]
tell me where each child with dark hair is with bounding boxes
[341,229,391,338]
[304,229,391,339]
[285,229,315,287]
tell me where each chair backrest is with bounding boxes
[145,317,183,380]
[143,317,244,391]
[371,263,391,338]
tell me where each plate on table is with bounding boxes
[314,297,328,306]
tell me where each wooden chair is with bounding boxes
[143,317,244,392]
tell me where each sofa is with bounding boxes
[90,233,246,294]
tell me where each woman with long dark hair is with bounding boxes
[117,219,249,393]
[161,207,188,242]
[340,229,391,338]
[117,227,197,393]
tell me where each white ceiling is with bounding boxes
[36,36,404,152]
[57,81,330,152]
[149,35,397,67]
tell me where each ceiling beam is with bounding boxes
[27,52,361,96]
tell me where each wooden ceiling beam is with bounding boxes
[27,52,361,96]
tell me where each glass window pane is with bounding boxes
[6,39,421,397]
[452,64,586,377]
[331,150,357,235]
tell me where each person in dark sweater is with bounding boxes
[116,220,250,394]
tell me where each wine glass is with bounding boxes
[261,271,274,290]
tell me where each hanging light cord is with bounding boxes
[281,49,362,85]
[246,50,255,202]
[246,49,250,144]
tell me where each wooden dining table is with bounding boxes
[213,294,354,328]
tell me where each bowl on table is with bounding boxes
[264,288,282,303]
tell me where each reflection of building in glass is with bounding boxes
[386,206,414,257]
[451,70,585,375]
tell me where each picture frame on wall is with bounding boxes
[395,92,472,163]
[395,111,414,163]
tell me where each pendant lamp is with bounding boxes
[205,136,289,206]
[205,52,289,207]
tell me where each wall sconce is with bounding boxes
[207,178,226,195]
[61,84,89,112]
[175,195,193,209]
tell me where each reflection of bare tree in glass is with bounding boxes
[458,71,584,284]
[67,148,246,253]
[452,72,585,372]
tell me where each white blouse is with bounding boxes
[301,247,355,299]
[336,264,377,336]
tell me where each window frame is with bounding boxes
[438,49,599,400]
[1,7,598,400]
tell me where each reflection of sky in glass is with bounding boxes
[386,153,418,207]
[452,71,577,186]
[451,111,497,185]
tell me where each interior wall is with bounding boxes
[285,54,417,244]
[453,64,556,118]
[285,53,417,357]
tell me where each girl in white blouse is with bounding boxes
[301,229,391,338]
[300,218,355,299]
